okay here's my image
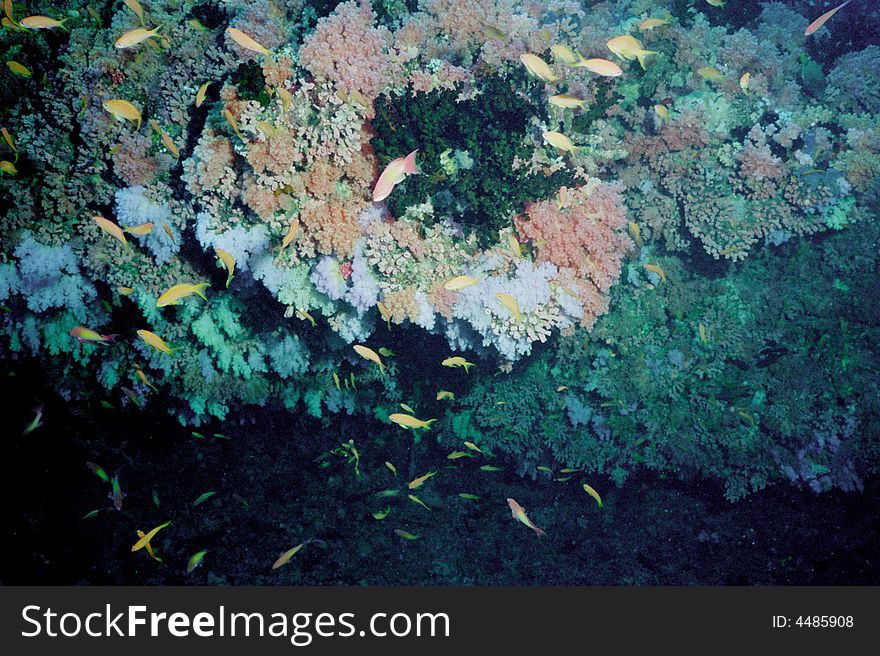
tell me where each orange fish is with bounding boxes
[373,150,419,202]
[69,326,118,344]
[805,0,854,36]
[507,498,545,536]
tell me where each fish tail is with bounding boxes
[402,150,419,175]
[195,283,210,300]
[424,419,437,428]
[637,51,658,70]
[534,526,546,537]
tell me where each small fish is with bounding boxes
[458,493,480,500]
[496,292,521,321]
[353,344,385,375]
[698,323,708,345]
[378,347,394,357]
[123,0,145,24]
[442,356,475,372]
[639,17,671,31]
[103,99,142,129]
[117,286,135,296]
[738,410,755,426]
[644,263,667,283]
[255,121,278,138]
[187,18,207,32]
[550,44,581,65]
[1,127,16,153]
[215,248,235,288]
[560,468,580,474]
[156,283,210,307]
[394,529,420,540]
[705,0,725,7]
[542,131,579,153]
[195,81,211,108]
[509,235,522,258]
[135,365,158,392]
[377,301,392,330]
[537,466,553,473]
[92,216,129,249]
[148,120,179,157]
[805,0,853,36]
[0,160,17,175]
[69,326,117,344]
[281,218,299,249]
[373,150,419,202]
[718,246,744,256]
[272,543,304,569]
[436,390,455,401]
[296,308,316,327]
[86,462,110,483]
[22,404,43,435]
[507,498,545,536]
[583,483,603,508]
[443,275,479,291]
[19,15,68,29]
[654,104,669,122]
[447,451,469,460]
[332,372,341,391]
[115,26,161,49]
[548,93,587,109]
[152,490,160,507]
[607,35,658,70]
[557,386,569,392]
[389,413,436,430]
[400,403,415,414]
[193,491,217,507]
[376,489,399,498]
[485,25,507,40]
[408,471,436,490]
[739,72,751,93]
[162,223,175,243]
[628,221,642,246]
[82,509,103,520]
[226,27,271,56]
[464,441,483,453]
[577,58,623,77]
[137,329,177,355]
[224,109,244,141]
[697,66,724,82]
[121,386,142,408]
[135,529,162,561]
[408,494,431,511]
[3,0,14,24]
[385,461,397,475]
[277,86,292,113]
[109,475,125,510]
[555,476,572,482]
[520,53,559,82]
[557,186,569,210]
[480,465,502,472]
[372,506,391,520]
[187,550,208,574]
[6,60,31,78]
[123,222,154,235]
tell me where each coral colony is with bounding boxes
[1,0,878,512]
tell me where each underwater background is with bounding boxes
[1,0,878,584]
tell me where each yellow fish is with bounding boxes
[607,35,658,70]
[480,465,502,472]
[576,58,623,77]
[447,451,469,459]
[407,471,436,490]
[224,109,244,141]
[698,66,724,82]
[654,104,669,122]
[389,413,436,430]
[507,498,545,536]
[698,323,708,345]
[281,218,299,249]
[496,292,520,321]
[377,301,392,330]
[542,131,579,153]
[628,221,642,246]
[639,17,671,31]
[557,385,568,392]
[739,72,750,93]
[162,223,175,243]
[117,286,134,296]
[272,543,304,570]
[149,120,179,158]
[19,15,68,29]
[408,494,431,511]
[0,160,17,175]
[378,347,394,357]
[332,372,341,391]
[123,222,153,235]
[69,326,117,344]
[131,520,171,552]
[6,60,31,78]
[400,403,415,414]
[114,26,160,49]
[215,247,235,288]
[705,0,725,7]
[548,93,587,109]
[226,27,271,56]
[353,344,385,375]
[550,44,581,65]
[520,53,560,82]
[372,506,391,520]
[442,356,474,372]
[123,0,145,24]
[385,461,397,475]
[444,275,479,291]
[508,235,522,258]
[644,262,667,283]
[195,81,211,108]
[92,215,129,248]
[137,329,177,355]
[103,99,142,129]
[394,529,419,540]
[156,283,210,307]
[436,390,455,401]
[186,550,208,574]
[458,493,480,500]
[2,127,16,153]
[296,308,316,327]
[583,483,603,507]
[134,365,158,392]
[277,86,292,113]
